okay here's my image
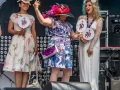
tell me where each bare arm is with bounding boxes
[8,19,25,36]
[33,0,53,27]
[70,30,79,39]
[34,9,53,27]
[8,19,19,35]
[31,21,37,48]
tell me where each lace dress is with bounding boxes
[78,15,103,90]
[3,13,40,72]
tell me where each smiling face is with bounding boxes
[19,1,29,11]
[85,1,93,15]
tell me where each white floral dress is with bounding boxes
[3,13,40,72]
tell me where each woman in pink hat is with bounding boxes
[33,0,77,82]
[3,0,40,88]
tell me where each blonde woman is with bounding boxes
[77,0,103,90]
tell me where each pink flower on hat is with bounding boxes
[42,13,47,19]
[47,10,54,16]
[51,4,59,15]
[42,3,72,18]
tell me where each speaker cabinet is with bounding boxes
[43,82,91,90]
[4,88,41,90]
[110,77,120,90]
[99,77,105,90]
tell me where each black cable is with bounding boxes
[0,71,14,83]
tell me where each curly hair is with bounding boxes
[82,0,101,20]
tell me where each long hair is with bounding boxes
[17,1,22,12]
[82,0,101,20]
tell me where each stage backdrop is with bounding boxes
[0,0,120,45]
[0,0,120,88]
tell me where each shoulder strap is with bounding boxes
[28,54,38,84]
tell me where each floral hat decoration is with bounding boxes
[42,3,74,18]
[17,0,32,5]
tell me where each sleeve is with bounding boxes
[10,13,15,23]
[67,22,73,32]
[89,18,103,50]
[48,17,56,29]
[32,16,35,22]
[45,17,56,36]
[30,15,35,24]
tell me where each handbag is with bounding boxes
[41,45,58,59]
[26,54,42,89]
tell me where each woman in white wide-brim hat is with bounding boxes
[3,0,40,88]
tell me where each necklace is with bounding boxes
[87,16,94,28]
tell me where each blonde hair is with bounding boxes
[83,0,101,20]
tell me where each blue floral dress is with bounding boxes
[44,17,73,69]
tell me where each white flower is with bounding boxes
[91,0,96,3]
[84,0,96,3]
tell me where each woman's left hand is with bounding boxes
[34,47,38,55]
[87,49,93,57]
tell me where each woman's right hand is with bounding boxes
[33,0,41,10]
[19,29,26,36]
[78,34,87,44]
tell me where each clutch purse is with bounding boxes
[41,45,58,59]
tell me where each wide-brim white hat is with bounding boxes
[17,0,32,5]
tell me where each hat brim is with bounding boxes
[54,12,74,18]
[17,0,31,5]
[22,1,31,5]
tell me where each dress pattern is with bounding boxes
[3,13,40,72]
[78,15,103,90]
[44,17,73,69]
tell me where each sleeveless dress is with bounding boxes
[78,16,103,90]
[44,17,73,69]
[3,13,40,72]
